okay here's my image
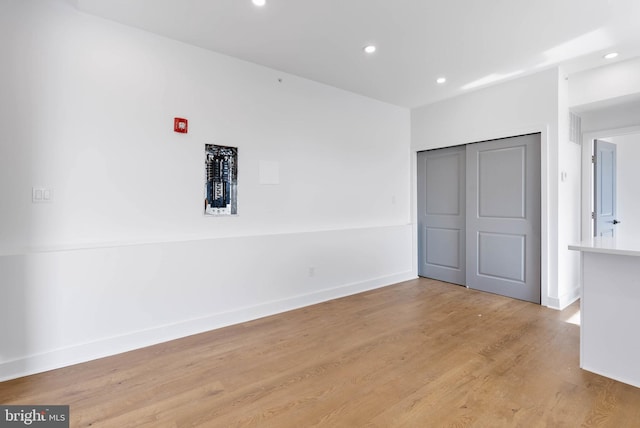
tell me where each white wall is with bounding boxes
[579,100,640,133]
[411,68,581,309]
[0,0,413,380]
[557,70,582,307]
[569,58,640,108]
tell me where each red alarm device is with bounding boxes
[174,117,188,133]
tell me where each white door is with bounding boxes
[594,140,618,237]
[417,146,466,285]
[466,134,541,304]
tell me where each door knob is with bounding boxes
[613,219,621,225]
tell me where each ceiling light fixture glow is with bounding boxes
[252,0,266,6]
[604,52,619,60]
[461,70,524,90]
[363,45,377,54]
[436,77,446,84]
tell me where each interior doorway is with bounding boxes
[582,127,640,239]
[593,139,617,237]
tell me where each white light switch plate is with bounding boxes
[33,187,54,203]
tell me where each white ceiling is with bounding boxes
[74,0,640,108]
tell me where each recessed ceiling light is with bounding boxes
[604,52,619,60]
[252,0,266,6]
[436,77,447,84]
[363,45,377,54]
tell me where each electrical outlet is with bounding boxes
[308,267,316,277]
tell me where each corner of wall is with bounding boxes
[547,284,580,310]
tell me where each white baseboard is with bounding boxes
[547,285,581,310]
[0,271,415,382]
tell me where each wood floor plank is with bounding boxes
[2,278,640,427]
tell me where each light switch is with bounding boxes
[33,187,53,203]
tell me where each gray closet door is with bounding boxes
[594,140,617,237]
[466,134,541,303]
[417,146,466,285]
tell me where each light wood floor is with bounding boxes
[2,278,640,427]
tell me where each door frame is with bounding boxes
[411,125,549,306]
[581,125,640,240]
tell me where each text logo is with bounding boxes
[0,406,69,428]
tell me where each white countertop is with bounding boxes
[569,236,640,257]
